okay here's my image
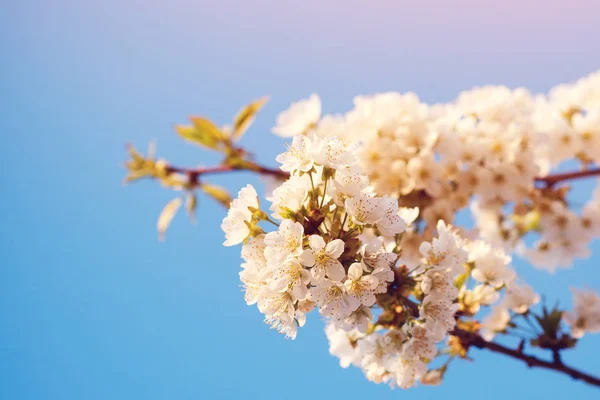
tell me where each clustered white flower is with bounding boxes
[221,185,260,246]
[226,133,409,339]
[222,132,539,388]
[271,71,600,273]
[564,288,600,339]
[221,70,600,390]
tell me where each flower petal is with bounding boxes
[347,262,363,280]
[326,239,345,258]
[299,250,316,266]
[326,260,346,281]
[308,235,326,251]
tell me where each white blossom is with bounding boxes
[221,184,259,246]
[419,220,468,273]
[358,333,392,384]
[298,235,346,282]
[345,193,386,225]
[325,324,363,368]
[239,235,269,305]
[264,220,304,267]
[360,237,397,271]
[503,283,539,314]
[334,165,369,196]
[392,358,427,389]
[268,258,311,301]
[481,306,511,341]
[267,174,310,220]
[257,290,297,339]
[469,241,514,288]
[563,288,600,338]
[421,270,458,300]
[311,135,358,169]
[345,263,379,307]
[310,279,360,317]
[376,197,407,237]
[275,134,315,172]
[398,207,419,227]
[333,305,373,333]
[460,284,500,314]
[420,297,459,332]
[402,324,437,360]
[272,94,321,137]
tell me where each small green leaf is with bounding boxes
[157,197,183,241]
[201,183,231,207]
[186,192,197,221]
[126,144,144,164]
[232,96,268,140]
[175,116,224,151]
[123,170,150,184]
[190,117,226,139]
[534,305,564,339]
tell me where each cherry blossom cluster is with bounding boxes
[213,72,600,388]
[220,131,548,388]
[519,185,600,271]
[222,133,409,339]
[323,220,544,388]
[271,70,600,273]
[324,220,469,388]
[466,240,540,341]
[123,69,600,390]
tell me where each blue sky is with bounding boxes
[1,1,599,399]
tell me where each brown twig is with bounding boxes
[138,153,600,387]
[164,162,288,181]
[164,160,600,189]
[535,167,600,188]
[451,328,600,388]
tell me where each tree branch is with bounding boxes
[451,328,600,388]
[164,159,600,189]
[164,162,287,181]
[131,149,600,387]
[535,167,600,188]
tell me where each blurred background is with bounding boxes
[1,0,599,398]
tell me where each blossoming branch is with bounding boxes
[123,71,600,389]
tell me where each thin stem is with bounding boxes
[343,227,358,239]
[331,207,339,226]
[264,216,280,227]
[318,224,328,235]
[521,312,542,335]
[441,355,455,369]
[338,213,349,238]
[320,179,328,208]
[508,324,535,339]
[509,313,537,337]
[164,162,287,181]
[535,167,600,188]
[309,171,316,194]
[451,328,600,388]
